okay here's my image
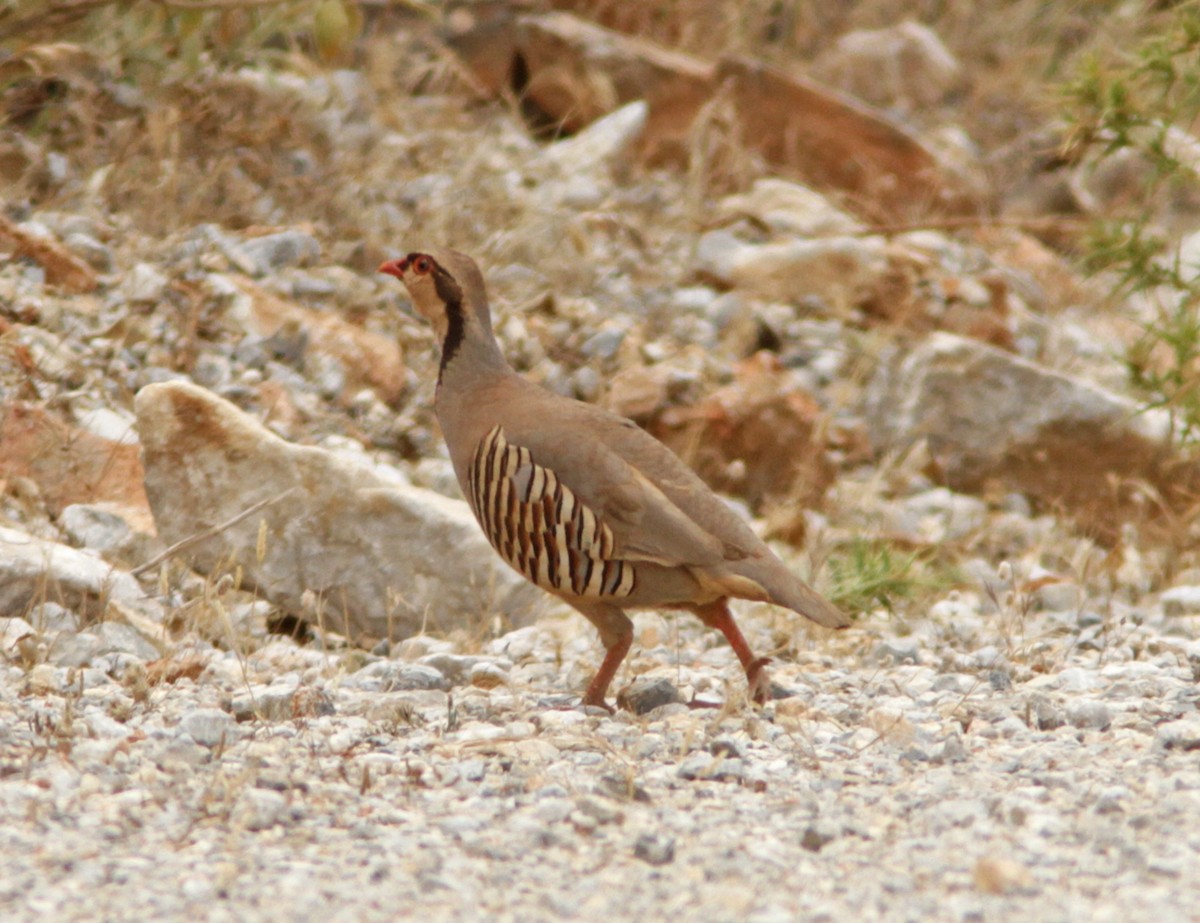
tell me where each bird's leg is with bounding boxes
[692,598,772,704]
[573,603,634,712]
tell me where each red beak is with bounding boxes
[378,258,408,279]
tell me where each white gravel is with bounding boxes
[2,599,1198,923]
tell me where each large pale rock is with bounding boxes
[717,178,863,238]
[134,381,545,643]
[814,21,962,111]
[694,230,889,305]
[0,402,151,526]
[864,332,1190,542]
[0,525,159,621]
[534,99,647,177]
[531,101,648,209]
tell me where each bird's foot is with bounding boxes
[580,693,616,715]
[746,656,773,705]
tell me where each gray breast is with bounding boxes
[466,425,636,599]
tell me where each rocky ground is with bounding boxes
[2,2,1200,920]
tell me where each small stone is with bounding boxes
[460,759,487,782]
[28,603,78,633]
[708,737,745,759]
[469,662,509,689]
[1030,694,1065,731]
[394,636,453,660]
[1161,586,1200,616]
[84,710,131,740]
[676,749,746,781]
[801,820,839,852]
[179,708,236,748]
[816,20,961,111]
[231,677,302,721]
[180,875,215,903]
[596,775,652,804]
[120,262,169,303]
[0,526,160,624]
[64,231,113,271]
[419,653,480,684]
[889,487,987,543]
[45,151,70,185]
[1035,579,1083,612]
[1066,700,1111,731]
[1094,787,1129,815]
[48,622,160,668]
[617,677,684,715]
[571,366,601,401]
[344,661,449,692]
[60,504,137,558]
[972,856,1033,895]
[1157,718,1200,751]
[574,796,624,826]
[633,833,675,866]
[579,327,628,361]
[75,407,139,444]
[290,685,335,718]
[153,736,209,772]
[932,731,969,764]
[236,787,287,831]
[0,617,35,652]
[489,626,548,662]
[717,178,861,237]
[694,231,888,305]
[876,637,920,665]
[240,230,321,275]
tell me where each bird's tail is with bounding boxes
[725,557,850,629]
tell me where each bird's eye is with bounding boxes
[413,256,432,274]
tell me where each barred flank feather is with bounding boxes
[467,425,636,599]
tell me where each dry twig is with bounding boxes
[131,487,296,577]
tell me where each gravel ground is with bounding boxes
[3,594,1199,923]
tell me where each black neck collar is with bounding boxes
[433,267,465,383]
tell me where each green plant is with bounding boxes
[1063,3,1200,445]
[826,537,949,614]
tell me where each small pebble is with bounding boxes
[633,833,675,866]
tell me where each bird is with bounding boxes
[379,247,849,709]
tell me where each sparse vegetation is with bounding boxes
[1064,3,1200,444]
[827,537,952,614]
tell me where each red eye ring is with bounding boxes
[413,256,432,275]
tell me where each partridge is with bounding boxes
[379,248,849,709]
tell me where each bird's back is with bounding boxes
[437,371,847,628]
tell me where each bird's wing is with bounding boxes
[499,398,756,569]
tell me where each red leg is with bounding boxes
[692,598,772,704]
[572,603,634,711]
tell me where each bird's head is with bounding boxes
[379,247,503,379]
[378,248,490,340]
